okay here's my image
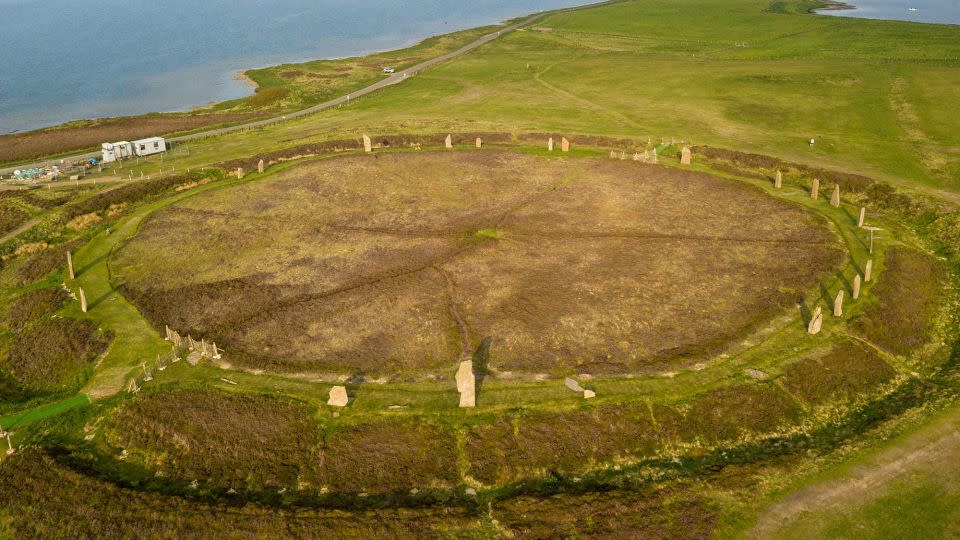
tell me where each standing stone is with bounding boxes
[456,360,476,408]
[651,147,658,164]
[561,137,570,152]
[865,259,873,282]
[834,290,844,317]
[362,134,372,153]
[210,342,221,359]
[564,378,585,393]
[548,137,554,151]
[619,151,627,160]
[775,170,783,189]
[831,184,841,207]
[810,178,820,200]
[328,386,349,407]
[127,379,139,394]
[633,152,642,161]
[67,251,75,279]
[807,306,823,335]
[853,275,862,300]
[858,207,866,228]
[257,159,265,173]
[445,134,453,149]
[79,287,87,313]
[680,147,692,165]
[236,167,243,178]
[610,150,617,159]
[476,137,482,149]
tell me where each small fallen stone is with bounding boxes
[328,385,349,407]
[564,378,585,392]
[745,369,768,380]
[465,488,477,496]
[583,390,596,399]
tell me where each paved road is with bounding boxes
[0,11,550,176]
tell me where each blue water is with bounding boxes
[816,0,960,25]
[0,0,590,133]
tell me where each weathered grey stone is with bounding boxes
[79,287,87,313]
[328,385,349,407]
[633,152,642,161]
[257,159,265,173]
[775,170,783,189]
[853,274,862,300]
[564,378,585,393]
[865,259,873,282]
[187,351,202,366]
[831,184,840,207]
[619,151,627,160]
[858,207,866,227]
[548,137,554,151]
[610,150,617,159]
[583,389,596,399]
[807,306,823,335]
[476,137,482,149]
[456,360,475,408]
[363,134,372,153]
[67,251,74,280]
[210,341,221,359]
[680,147,692,165]
[561,137,570,152]
[834,290,844,317]
[651,147,658,164]
[745,368,769,380]
[810,178,820,200]
[445,134,453,149]
[127,378,139,393]
[236,167,244,178]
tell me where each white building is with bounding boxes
[101,141,135,163]
[132,136,167,157]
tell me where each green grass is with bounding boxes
[0,394,90,431]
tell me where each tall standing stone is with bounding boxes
[610,150,617,159]
[651,147,658,164]
[633,152,642,161]
[775,170,783,189]
[858,207,866,228]
[362,134,372,153]
[810,178,820,200]
[236,167,244,178]
[328,386,349,407]
[548,137,554,151]
[445,134,453,149]
[853,275,862,300]
[831,185,841,207]
[67,251,75,280]
[833,290,844,317]
[865,259,873,282]
[257,159,265,173]
[807,306,823,335]
[561,137,570,152]
[456,360,476,408]
[476,137,482,149]
[79,287,87,313]
[680,147,692,165]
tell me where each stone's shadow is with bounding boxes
[818,282,833,306]
[836,270,853,296]
[472,337,492,404]
[89,290,112,310]
[345,372,366,404]
[841,206,856,226]
[798,297,812,326]
[76,253,108,277]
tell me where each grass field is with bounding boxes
[0,0,958,537]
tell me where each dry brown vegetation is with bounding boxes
[105,389,318,491]
[114,152,842,376]
[3,287,68,331]
[781,342,896,405]
[0,202,29,235]
[3,317,108,392]
[856,247,945,356]
[0,113,257,165]
[10,239,83,286]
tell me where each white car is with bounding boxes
[383,67,395,73]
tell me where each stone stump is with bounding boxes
[328,386,349,407]
[775,170,783,189]
[853,275,862,299]
[79,287,87,313]
[236,167,244,179]
[858,207,866,228]
[476,137,482,149]
[834,290,844,317]
[807,306,823,335]
[680,147,692,165]
[548,137,554,151]
[831,185,840,207]
[564,378,584,393]
[67,251,75,280]
[610,150,617,159]
[561,137,570,152]
[810,178,820,200]
[445,134,453,149]
[633,152,642,161]
[865,259,873,282]
[363,134,372,153]
[584,390,596,399]
[456,360,476,408]
[257,159,265,173]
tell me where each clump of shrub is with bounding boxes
[13,238,83,286]
[3,318,109,392]
[668,383,802,445]
[4,287,68,331]
[65,172,205,219]
[781,342,896,405]
[0,202,29,235]
[856,247,945,356]
[65,212,102,232]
